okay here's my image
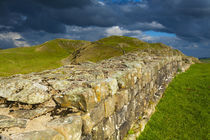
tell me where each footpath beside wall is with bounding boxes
[0,50,194,140]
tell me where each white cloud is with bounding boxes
[140,35,155,41]
[0,32,29,47]
[149,21,165,29]
[133,21,165,29]
[98,1,105,6]
[105,26,141,36]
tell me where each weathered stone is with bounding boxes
[105,78,119,96]
[39,99,56,108]
[47,116,82,140]
[103,115,116,138]
[0,134,12,140]
[111,71,126,89]
[108,132,118,140]
[81,134,92,140]
[82,113,95,134]
[92,121,104,140]
[90,102,105,125]
[47,80,73,91]
[104,96,116,117]
[119,121,131,140]
[0,115,10,120]
[0,98,5,104]
[54,88,96,112]
[126,100,136,123]
[9,107,54,119]
[10,130,63,140]
[90,80,109,102]
[0,77,51,104]
[115,90,129,111]
[0,117,27,128]
[116,106,127,126]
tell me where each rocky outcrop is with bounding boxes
[0,50,194,140]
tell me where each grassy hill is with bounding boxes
[0,39,89,76]
[0,36,182,77]
[61,36,182,64]
[138,63,210,140]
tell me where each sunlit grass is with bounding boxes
[138,63,210,140]
[0,39,88,76]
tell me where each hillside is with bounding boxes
[0,39,89,76]
[0,36,184,76]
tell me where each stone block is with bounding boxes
[105,96,116,117]
[92,121,104,140]
[10,130,64,140]
[103,115,116,138]
[108,132,118,140]
[125,100,135,123]
[116,106,127,126]
[9,107,53,119]
[82,113,95,134]
[90,80,109,102]
[105,78,119,96]
[90,102,105,125]
[115,90,129,112]
[54,88,97,112]
[0,77,52,104]
[0,134,11,140]
[46,116,82,140]
[0,115,27,129]
[81,134,92,140]
[119,121,131,140]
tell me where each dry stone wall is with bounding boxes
[0,51,194,140]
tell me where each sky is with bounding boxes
[0,0,209,57]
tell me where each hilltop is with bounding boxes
[0,36,186,76]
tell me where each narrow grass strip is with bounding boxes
[138,63,210,140]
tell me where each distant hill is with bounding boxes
[0,36,183,76]
[199,58,210,63]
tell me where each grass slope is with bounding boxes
[0,39,89,76]
[70,36,180,63]
[138,63,210,140]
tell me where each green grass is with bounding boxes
[70,36,180,63]
[0,39,89,76]
[138,63,210,140]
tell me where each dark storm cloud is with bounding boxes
[149,0,210,43]
[1,0,209,43]
[121,0,210,43]
[0,0,209,56]
[0,38,16,49]
[34,0,92,9]
[0,0,94,33]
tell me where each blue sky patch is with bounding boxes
[145,30,176,37]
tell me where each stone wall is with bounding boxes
[0,51,194,140]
